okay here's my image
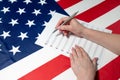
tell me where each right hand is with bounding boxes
[56,17,87,37]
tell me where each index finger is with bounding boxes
[79,47,90,58]
[56,17,68,28]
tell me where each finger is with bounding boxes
[71,47,78,60]
[70,53,74,65]
[63,30,69,36]
[92,57,98,68]
[56,18,64,28]
[57,25,71,36]
[56,17,68,28]
[79,46,89,57]
[58,25,70,31]
[75,45,83,58]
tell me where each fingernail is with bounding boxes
[57,26,61,29]
[95,57,98,60]
[72,47,74,50]
[72,47,75,50]
[75,45,78,48]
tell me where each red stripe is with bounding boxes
[57,0,81,9]
[96,56,120,80]
[107,20,120,34]
[19,55,70,80]
[75,0,120,22]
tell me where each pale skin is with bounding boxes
[56,17,120,80]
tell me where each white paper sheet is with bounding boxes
[35,12,117,69]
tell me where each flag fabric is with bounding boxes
[0,0,67,70]
[57,0,120,80]
[0,0,120,80]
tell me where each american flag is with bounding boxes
[0,0,67,69]
[0,0,120,80]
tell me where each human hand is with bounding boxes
[70,45,98,80]
[56,17,87,37]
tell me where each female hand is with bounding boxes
[70,45,98,80]
[56,17,87,37]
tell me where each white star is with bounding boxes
[0,18,2,23]
[32,9,41,16]
[16,8,26,15]
[1,7,10,14]
[42,21,49,27]
[9,19,19,26]
[55,0,60,2]
[23,0,32,4]
[9,0,17,3]
[0,31,11,39]
[18,32,28,40]
[0,44,1,51]
[25,20,35,27]
[36,33,41,39]
[38,0,47,6]
[48,10,56,17]
[9,46,21,55]
[0,0,2,2]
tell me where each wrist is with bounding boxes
[77,77,95,80]
[76,71,96,80]
[80,27,90,38]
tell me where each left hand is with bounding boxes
[70,45,98,80]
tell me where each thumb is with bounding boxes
[92,57,98,67]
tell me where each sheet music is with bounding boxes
[35,12,117,69]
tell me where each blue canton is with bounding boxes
[0,0,68,69]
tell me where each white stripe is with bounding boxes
[90,6,120,29]
[98,48,118,69]
[65,0,105,15]
[52,68,76,80]
[0,47,60,80]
